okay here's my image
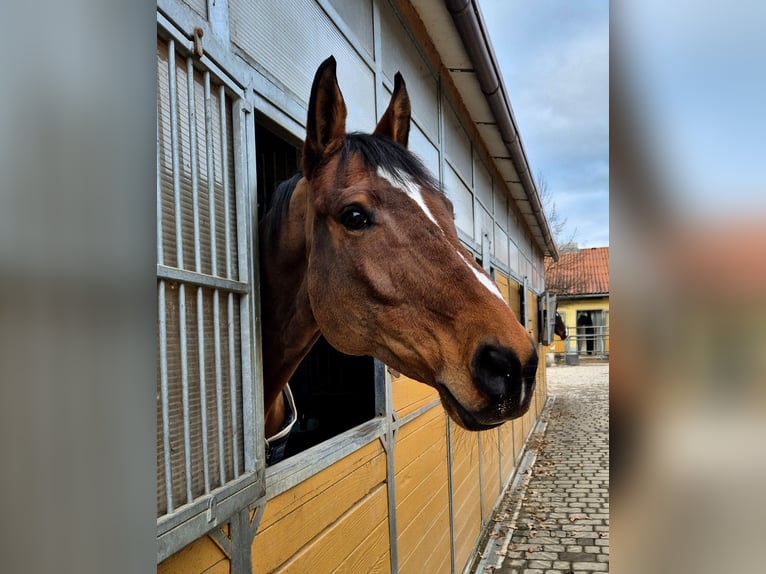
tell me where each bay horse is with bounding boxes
[259,56,538,464]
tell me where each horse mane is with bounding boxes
[263,133,442,242]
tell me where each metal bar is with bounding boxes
[157,264,248,293]
[228,291,239,477]
[168,39,184,270]
[188,56,211,495]
[235,95,261,472]
[157,106,164,267]
[179,284,193,503]
[159,281,174,514]
[220,87,232,280]
[221,87,241,478]
[214,289,225,485]
[446,415,456,574]
[205,71,217,276]
[198,286,210,494]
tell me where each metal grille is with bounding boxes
[156,36,250,518]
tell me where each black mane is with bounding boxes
[262,133,442,242]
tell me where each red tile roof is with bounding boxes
[545,247,609,296]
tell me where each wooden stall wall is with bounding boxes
[252,440,389,573]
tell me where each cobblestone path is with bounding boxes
[477,363,609,574]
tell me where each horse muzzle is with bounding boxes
[437,342,538,430]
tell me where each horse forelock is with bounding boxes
[338,133,441,197]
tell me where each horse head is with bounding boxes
[273,55,537,432]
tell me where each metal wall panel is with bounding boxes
[379,0,439,142]
[409,121,440,180]
[327,0,374,59]
[442,97,472,185]
[494,223,509,267]
[474,153,493,211]
[230,0,376,133]
[444,164,473,237]
[183,0,207,19]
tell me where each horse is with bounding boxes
[258,56,538,464]
[554,312,568,340]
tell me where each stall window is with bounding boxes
[255,119,378,459]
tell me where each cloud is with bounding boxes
[482,1,609,247]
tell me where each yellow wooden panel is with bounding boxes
[494,271,511,306]
[512,418,523,462]
[450,423,481,573]
[508,279,521,317]
[273,485,388,574]
[499,422,515,481]
[392,375,439,418]
[158,533,228,574]
[332,519,390,574]
[453,480,481,573]
[480,429,500,519]
[397,480,450,567]
[258,440,383,530]
[398,496,451,574]
[394,408,444,479]
[397,476,450,556]
[253,448,386,573]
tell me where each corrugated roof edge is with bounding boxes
[445,0,559,261]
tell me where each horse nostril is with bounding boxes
[471,343,521,401]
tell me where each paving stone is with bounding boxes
[475,364,609,573]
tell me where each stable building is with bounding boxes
[156,0,559,572]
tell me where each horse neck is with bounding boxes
[259,181,320,436]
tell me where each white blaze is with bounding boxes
[377,166,505,303]
[377,166,440,228]
[459,253,506,303]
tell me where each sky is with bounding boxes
[480,1,609,248]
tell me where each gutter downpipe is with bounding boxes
[446,0,559,261]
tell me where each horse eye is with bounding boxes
[340,206,371,230]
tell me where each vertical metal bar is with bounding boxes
[205,71,217,275]
[169,40,184,270]
[220,85,240,479]
[446,415,456,574]
[221,85,233,280]
[179,283,193,503]
[159,283,174,513]
[169,40,193,503]
[157,106,173,512]
[189,57,211,495]
[157,104,165,267]
[237,92,263,473]
[205,71,227,485]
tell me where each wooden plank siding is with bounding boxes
[394,408,451,574]
[158,532,230,574]
[449,423,483,572]
[252,440,387,573]
[392,375,439,419]
[480,429,501,521]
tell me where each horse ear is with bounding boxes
[303,56,347,179]
[373,72,411,147]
